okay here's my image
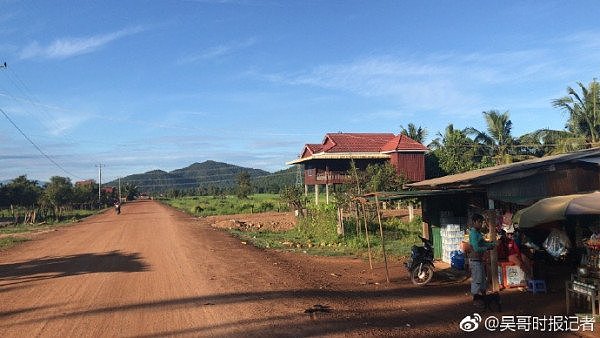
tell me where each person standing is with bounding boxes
[468,213,495,307]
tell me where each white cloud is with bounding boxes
[261,32,600,119]
[178,37,257,64]
[19,26,145,60]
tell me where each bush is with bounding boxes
[256,201,275,212]
[294,204,339,244]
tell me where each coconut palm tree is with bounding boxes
[517,129,587,157]
[552,80,600,145]
[400,123,428,144]
[428,124,484,175]
[466,110,514,164]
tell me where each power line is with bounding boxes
[111,170,295,184]
[0,107,82,179]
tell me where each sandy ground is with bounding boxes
[0,200,595,337]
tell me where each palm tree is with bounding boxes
[122,183,139,201]
[428,124,483,175]
[466,110,514,164]
[400,123,428,144]
[517,129,586,156]
[552,80,600,145]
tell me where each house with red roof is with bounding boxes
[287,132,427,203]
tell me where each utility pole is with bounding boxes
[594,78,598,145]
[118,177,122,202]
[96,164,105,207]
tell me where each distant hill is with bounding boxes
[107,161,298,194]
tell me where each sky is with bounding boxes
[1,0,600,183]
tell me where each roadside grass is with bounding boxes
[0,209,97,229]
[0,209,100,250]
[228,207,423,259]
[0,237,29,250]
[164,194,422,259]
[163,194,287,217]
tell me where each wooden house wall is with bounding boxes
[390,152,425,182]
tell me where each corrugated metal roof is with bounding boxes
[408,147,600,190]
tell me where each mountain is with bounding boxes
[253,166,298,193]
[107,161,297,194]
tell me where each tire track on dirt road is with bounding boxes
[0,200,361,337]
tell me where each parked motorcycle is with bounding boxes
[405,236,434,286]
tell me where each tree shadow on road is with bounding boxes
[0,251,150,286]
[1,286,566,337]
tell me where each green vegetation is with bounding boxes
[163,194,285,217]
[0,208,98,250]
[110,160,296,195]
[0,209,95,232]
[165,189,422,258]
[0,237,29,250]
[230,205,423,258]
[0,175,110,226]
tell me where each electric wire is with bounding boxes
[0,107,82,179]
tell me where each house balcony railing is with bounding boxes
[305,169,352,185]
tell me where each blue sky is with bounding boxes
[1,0,600,183]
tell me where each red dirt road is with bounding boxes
[0,201,592,337]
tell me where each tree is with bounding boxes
[280,185,306,217]
[235,171,252,199]
[0,183,7,209]
[364,163,406,193]
[122,183,139,201]
[517,129,587,157]
[553,80,600,145]
[42,176,73,220]
[3,175,41,223]
[466,110,514,164]
[400,123,428,144]
[73,182,99,209]
[429,124,486,175]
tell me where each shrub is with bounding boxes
[256,201,275,212]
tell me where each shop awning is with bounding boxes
[512,191,600,228]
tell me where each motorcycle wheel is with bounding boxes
[410,263,434,286]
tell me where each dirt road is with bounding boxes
[0,201,590,337]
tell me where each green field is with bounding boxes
[162,194,287,216]
[165,194,423,259]
[229,213,423,259]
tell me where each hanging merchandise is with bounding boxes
[543,228,572,259]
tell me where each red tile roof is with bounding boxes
[381,134,428,152]
[301,144,324,158]
[322,133,396,152]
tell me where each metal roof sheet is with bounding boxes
[408,147,600,190]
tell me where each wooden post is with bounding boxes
[422,221,430,240]
[361,202,373,270]
[325,166,330,204]
[354,203,361,237]
[408,203,414,222]
[315,184,319,205]
[337,207,344,236]
[484,207,500,293]
[375,195,390,283]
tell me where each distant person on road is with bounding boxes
[468,213,495,307]
[115,201,121,215]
